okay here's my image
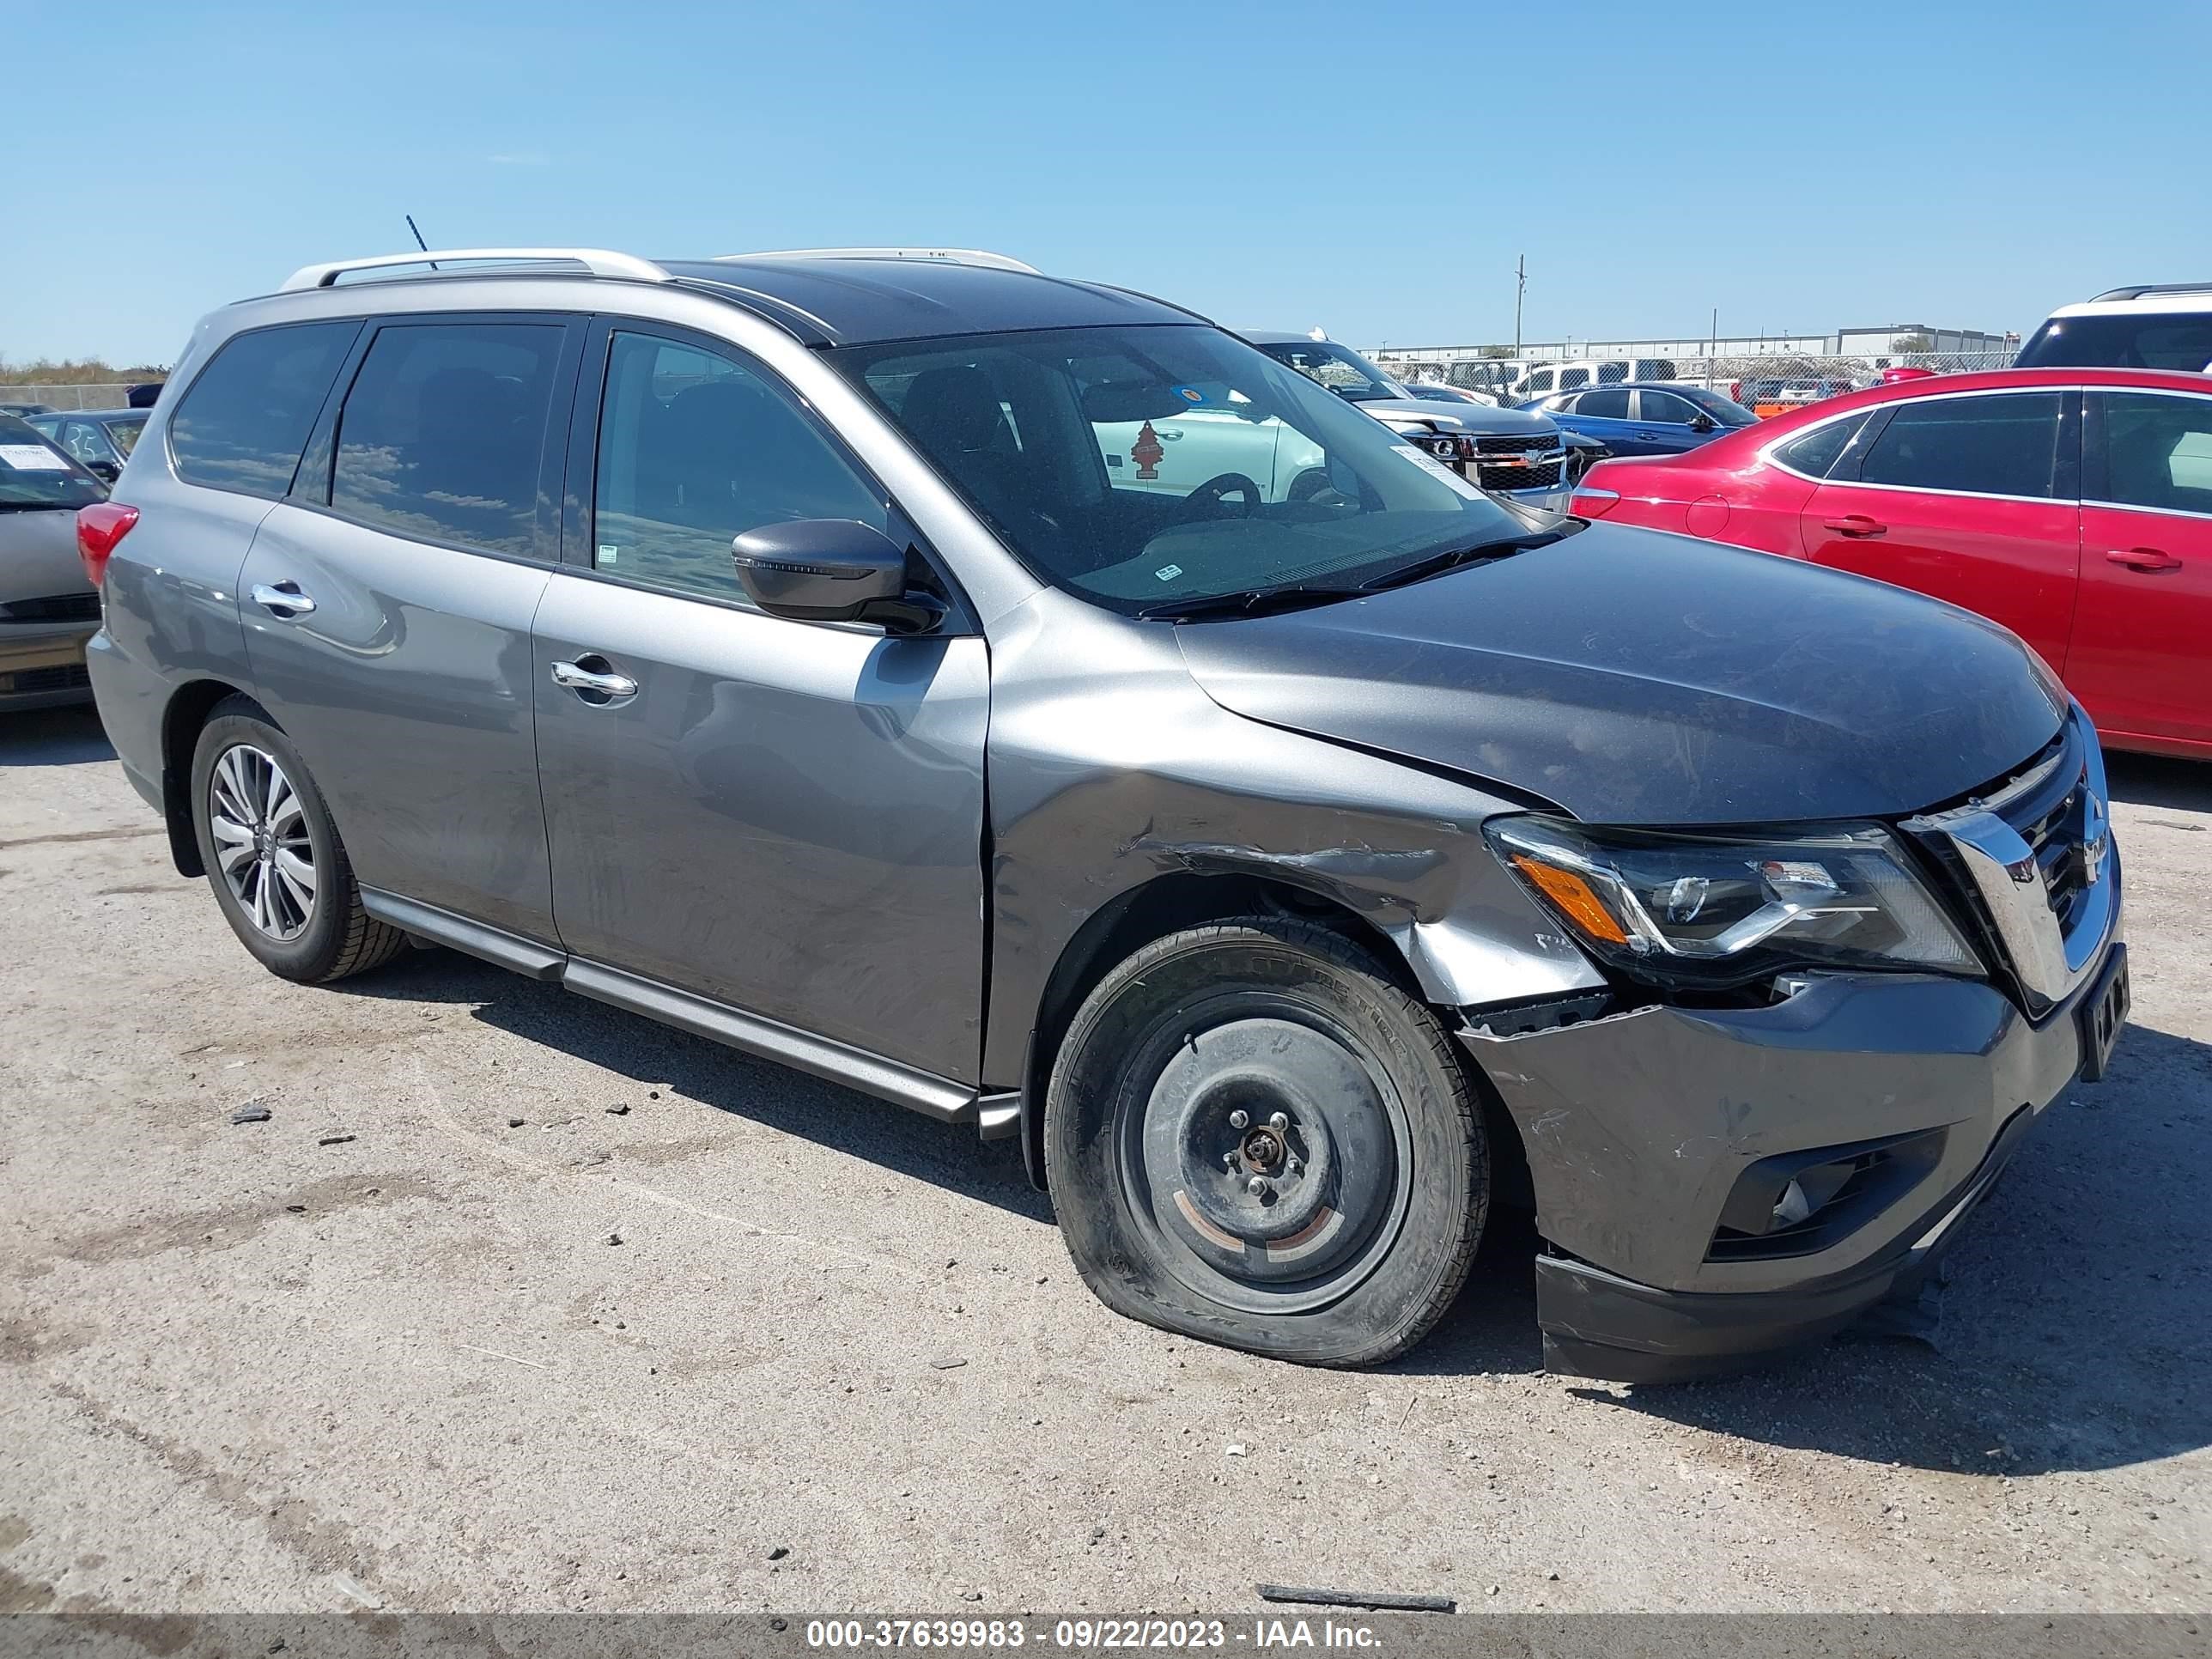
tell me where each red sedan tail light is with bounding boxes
[76,501,139,586]
[1570,486,1621,519]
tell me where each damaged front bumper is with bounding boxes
[1460,943,2127,1382]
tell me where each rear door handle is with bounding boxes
[1822,514,1887,538]
[2106,546,2182,573]
[550,657,639,702]
[250,581,317,616]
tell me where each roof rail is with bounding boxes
[714,246,1040,275]
[277,248,670,293]
[2087,281,2212,302]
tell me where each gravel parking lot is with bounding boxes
[2,702,2207,1616]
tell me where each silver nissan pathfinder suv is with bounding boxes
[84,246,2128,1380]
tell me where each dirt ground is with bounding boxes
[1,702,2206,1615]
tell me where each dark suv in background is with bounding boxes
[83,246,2125,1381]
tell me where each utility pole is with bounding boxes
[1514,253,1526,356]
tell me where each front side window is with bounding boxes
[330,322,566,555]
[1559,368,1591,391]
[1673,386,1759,427]
[1637,391,1698,424]
[591,331,888,604]
[0,412,105,509]
[171,321,360,499]
[105,415,146,457]
[1853,392,2065,499]
[2096,391,2212,514]
[830,324,1547,617]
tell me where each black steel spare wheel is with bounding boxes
[1048,918,1486,1367]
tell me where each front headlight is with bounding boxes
[1484,816,1982,986]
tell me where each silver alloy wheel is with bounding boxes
[208,743,316,941]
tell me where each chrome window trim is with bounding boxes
[1762,384,2076,502]
[2081,496,2212,524]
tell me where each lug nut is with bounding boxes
[1229,1109,1249,1129]
[1268,1111,1289,1132]
[1245,1176,1270,1197]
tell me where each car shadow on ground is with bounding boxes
[0,702,113,767]
[340,951,2212,1475]
[2106,750,2212,812]
[1556,1019,2212,1477]
[333,950,1055,1225]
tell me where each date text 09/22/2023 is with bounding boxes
[803,1617,1388,1650]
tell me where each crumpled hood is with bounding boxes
[1175,524,2068,825]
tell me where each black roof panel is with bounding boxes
[659,257,1203,346]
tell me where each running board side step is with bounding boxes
[362,888,565,979]
[362,890,985,1127]
[563,961,977,1123]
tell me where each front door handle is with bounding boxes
[1822,514,1887,538]
[250,581,316,616]
[2106,546,2182,573]
[550,657,639,702]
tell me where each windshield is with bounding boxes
[830,325,1546,617]
[2017,313,2212,373]
[0,413,105,509]
[1249,339,1403,403]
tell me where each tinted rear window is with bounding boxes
[1853,393,2065,499]
[2018,313,2212,372]
[170,322,360,498]
[329,321,566,556]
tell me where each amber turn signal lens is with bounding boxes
[1510,855,1629,945]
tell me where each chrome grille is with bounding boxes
[1902,714,2117,1014]
[1478,459,1564,490]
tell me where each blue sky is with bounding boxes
[5,0,2207,367]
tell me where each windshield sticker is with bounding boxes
[1153,563,1183,581]
[1390,442,1485,500]
[597,544,620,565]
[1170,384,1206,405]
[0,444,68,471]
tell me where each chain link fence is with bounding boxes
[1374,350,2019,413]
[0,382,164,412]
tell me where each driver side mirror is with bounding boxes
[1687,414,1717,434]
[732,520,939,633]
[87,459,121,484]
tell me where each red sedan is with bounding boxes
[1571,368,2212,759]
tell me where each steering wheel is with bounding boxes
[1166,471,1265,526]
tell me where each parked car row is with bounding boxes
[1574,364,2212,757]
[70,246,2134,1388]
[0,411,108,710]
[25,406,147,483]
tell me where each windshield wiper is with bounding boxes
[1353,531,1569,594]
[1136,583,1367,623]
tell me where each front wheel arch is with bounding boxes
[1018,872,1428,1190]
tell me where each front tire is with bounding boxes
[189,697,407,984]
[1045,919,1486,1367]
